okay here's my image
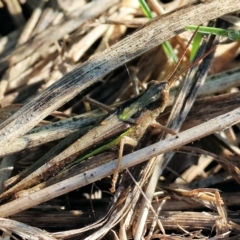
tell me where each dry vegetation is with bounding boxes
[0,0,240,239]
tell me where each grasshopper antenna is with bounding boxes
[165,26,200,84]
[168,43,217,87]
[164,26,217,88]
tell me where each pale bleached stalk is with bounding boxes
[17,1,46,45]
[0,218,55,240]
[0,106,239,217]
[199,67,240,96]
[0,29,21,56]
[168,66,240,106]
[0,52,41,99]
[4,0,25,28]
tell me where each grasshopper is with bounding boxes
[0,80,171,201]
[0,29,215,201]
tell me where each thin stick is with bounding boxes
[165,26,199,84]
[168,44,217,87]
[125,169,165,234]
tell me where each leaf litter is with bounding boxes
[0,0,240,239]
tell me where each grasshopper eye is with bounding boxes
[147,80,168,89]
[147,80,158,88]
[158,81,169,90]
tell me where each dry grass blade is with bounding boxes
[0,109,104,158]
[0,218,56,240]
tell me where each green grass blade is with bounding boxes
[162,41,178,62]
[190,32,202,61]
[138,0,178,62]
[138,0,153,19]
[185,25,240,41]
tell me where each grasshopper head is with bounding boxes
[147,80,169,99]
[146,80,169,111]
[119,80,169,121]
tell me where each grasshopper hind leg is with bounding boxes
[110,136,137,193]
[110,121,176,193]
[151,121,176,135]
